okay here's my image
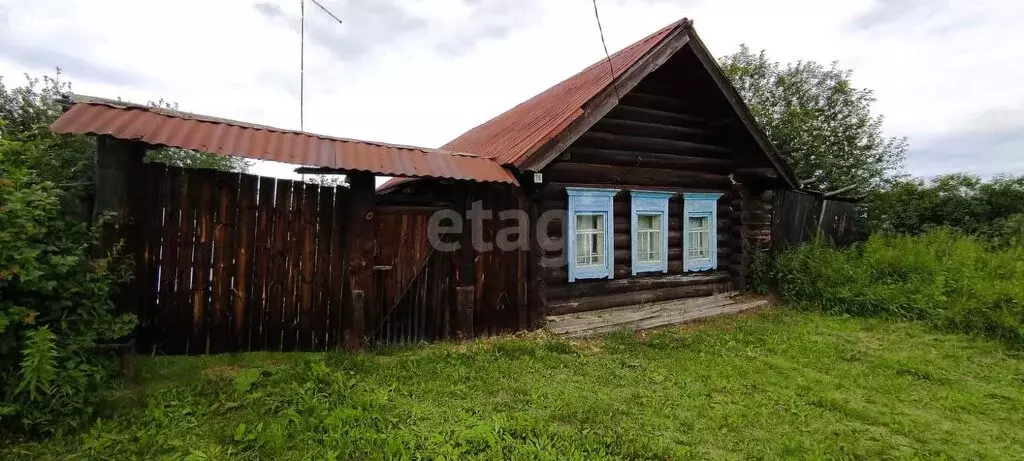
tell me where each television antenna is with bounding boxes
[300,0,344,131]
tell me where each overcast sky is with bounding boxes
[2,0,1022,180]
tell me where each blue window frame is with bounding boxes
[566,187,619,282]
[683,192,723,272]
[630,190,672,275]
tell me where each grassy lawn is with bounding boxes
[5,309,1024,460]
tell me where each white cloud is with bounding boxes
[2,0,1022,179]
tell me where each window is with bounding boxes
[575,214,605,267]
[566,187,619,282]
[683,192,723,272]
[630,191,672,275]
[636,215,661,262]
[686,215,711,260]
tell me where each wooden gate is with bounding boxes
[133,164,350,354]
[370,207,455,345]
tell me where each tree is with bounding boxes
[0,70,249,435]
[0,70,250,178]
[720,46,907,192]
[866,173,1024,246]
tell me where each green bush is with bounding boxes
[0,138,136,436]
[867,174,1024,236]
[775,231,1024,348]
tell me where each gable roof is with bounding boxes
[381,18,798,192]
[440,20,684,167]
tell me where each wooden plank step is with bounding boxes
[551,296,770,339]
[546,292,737,324]
[556,298,739,338]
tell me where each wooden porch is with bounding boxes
[545,292,770,338]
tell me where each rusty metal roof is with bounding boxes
[440,19,685,168]
[50,95,518,185]
[379,19,684,193]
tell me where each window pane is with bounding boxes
[687,215,711,261]
[577,214,596,230]
[575,214,605,267]
[638,214,659,230]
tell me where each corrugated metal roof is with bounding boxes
[440,19,685,167]
[50,96,518,185]
[379,18,685,193]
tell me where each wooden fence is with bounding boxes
[133,164,351,354]
[772,190,862,250]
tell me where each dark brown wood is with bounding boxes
[516,192,530,330]
[544,163,731,190]
[173,171,197,355]
[734,167,778,180]
[92,137,146,256]
[265,180,291,351]
[546,272,730,300]
[190,170,216,354]
[302,186,320,349]
[312,186,334,350]
[233,174,256,351]
[210,172,237,353]
[329,188,348,349]
[136,164,163,353]
[134,163,159,350]
[528,194,549,322]
[520,28,691,171]
[591,117,711,141]
[547,281,733,315]
[607,104,705,127]
[564,147,734,172]
[343,172,375,350]
[248,177,276,350]
[622,92,692,114]
[576,132,734,157]
[282,182,304,351]
[456,285,475,339]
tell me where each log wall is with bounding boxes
[531,47,781,316]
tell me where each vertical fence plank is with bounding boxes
[172,170,196,354]
[190,170,217,354]
[209,172,238,353]
[282,182,303,351]
[249,177,276,351]
[328,188,348,349]
[233,174,257,351]
[297,185,317,350]
[266,180,292,351]
[136,163,165,353]
[312,187,334,350]
[155,166,182,353]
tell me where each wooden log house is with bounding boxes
[48,18,800,353]
[379,19,797,321]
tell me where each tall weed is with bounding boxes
[776,231,1024,348]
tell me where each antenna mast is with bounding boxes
[299,0,343,131]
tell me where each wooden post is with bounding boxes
[343,172,375,350]
[525,183,548,328]
[93,136,147,317]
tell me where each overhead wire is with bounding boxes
[591,0,620,101]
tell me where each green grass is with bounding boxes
[5,309,1024,460]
